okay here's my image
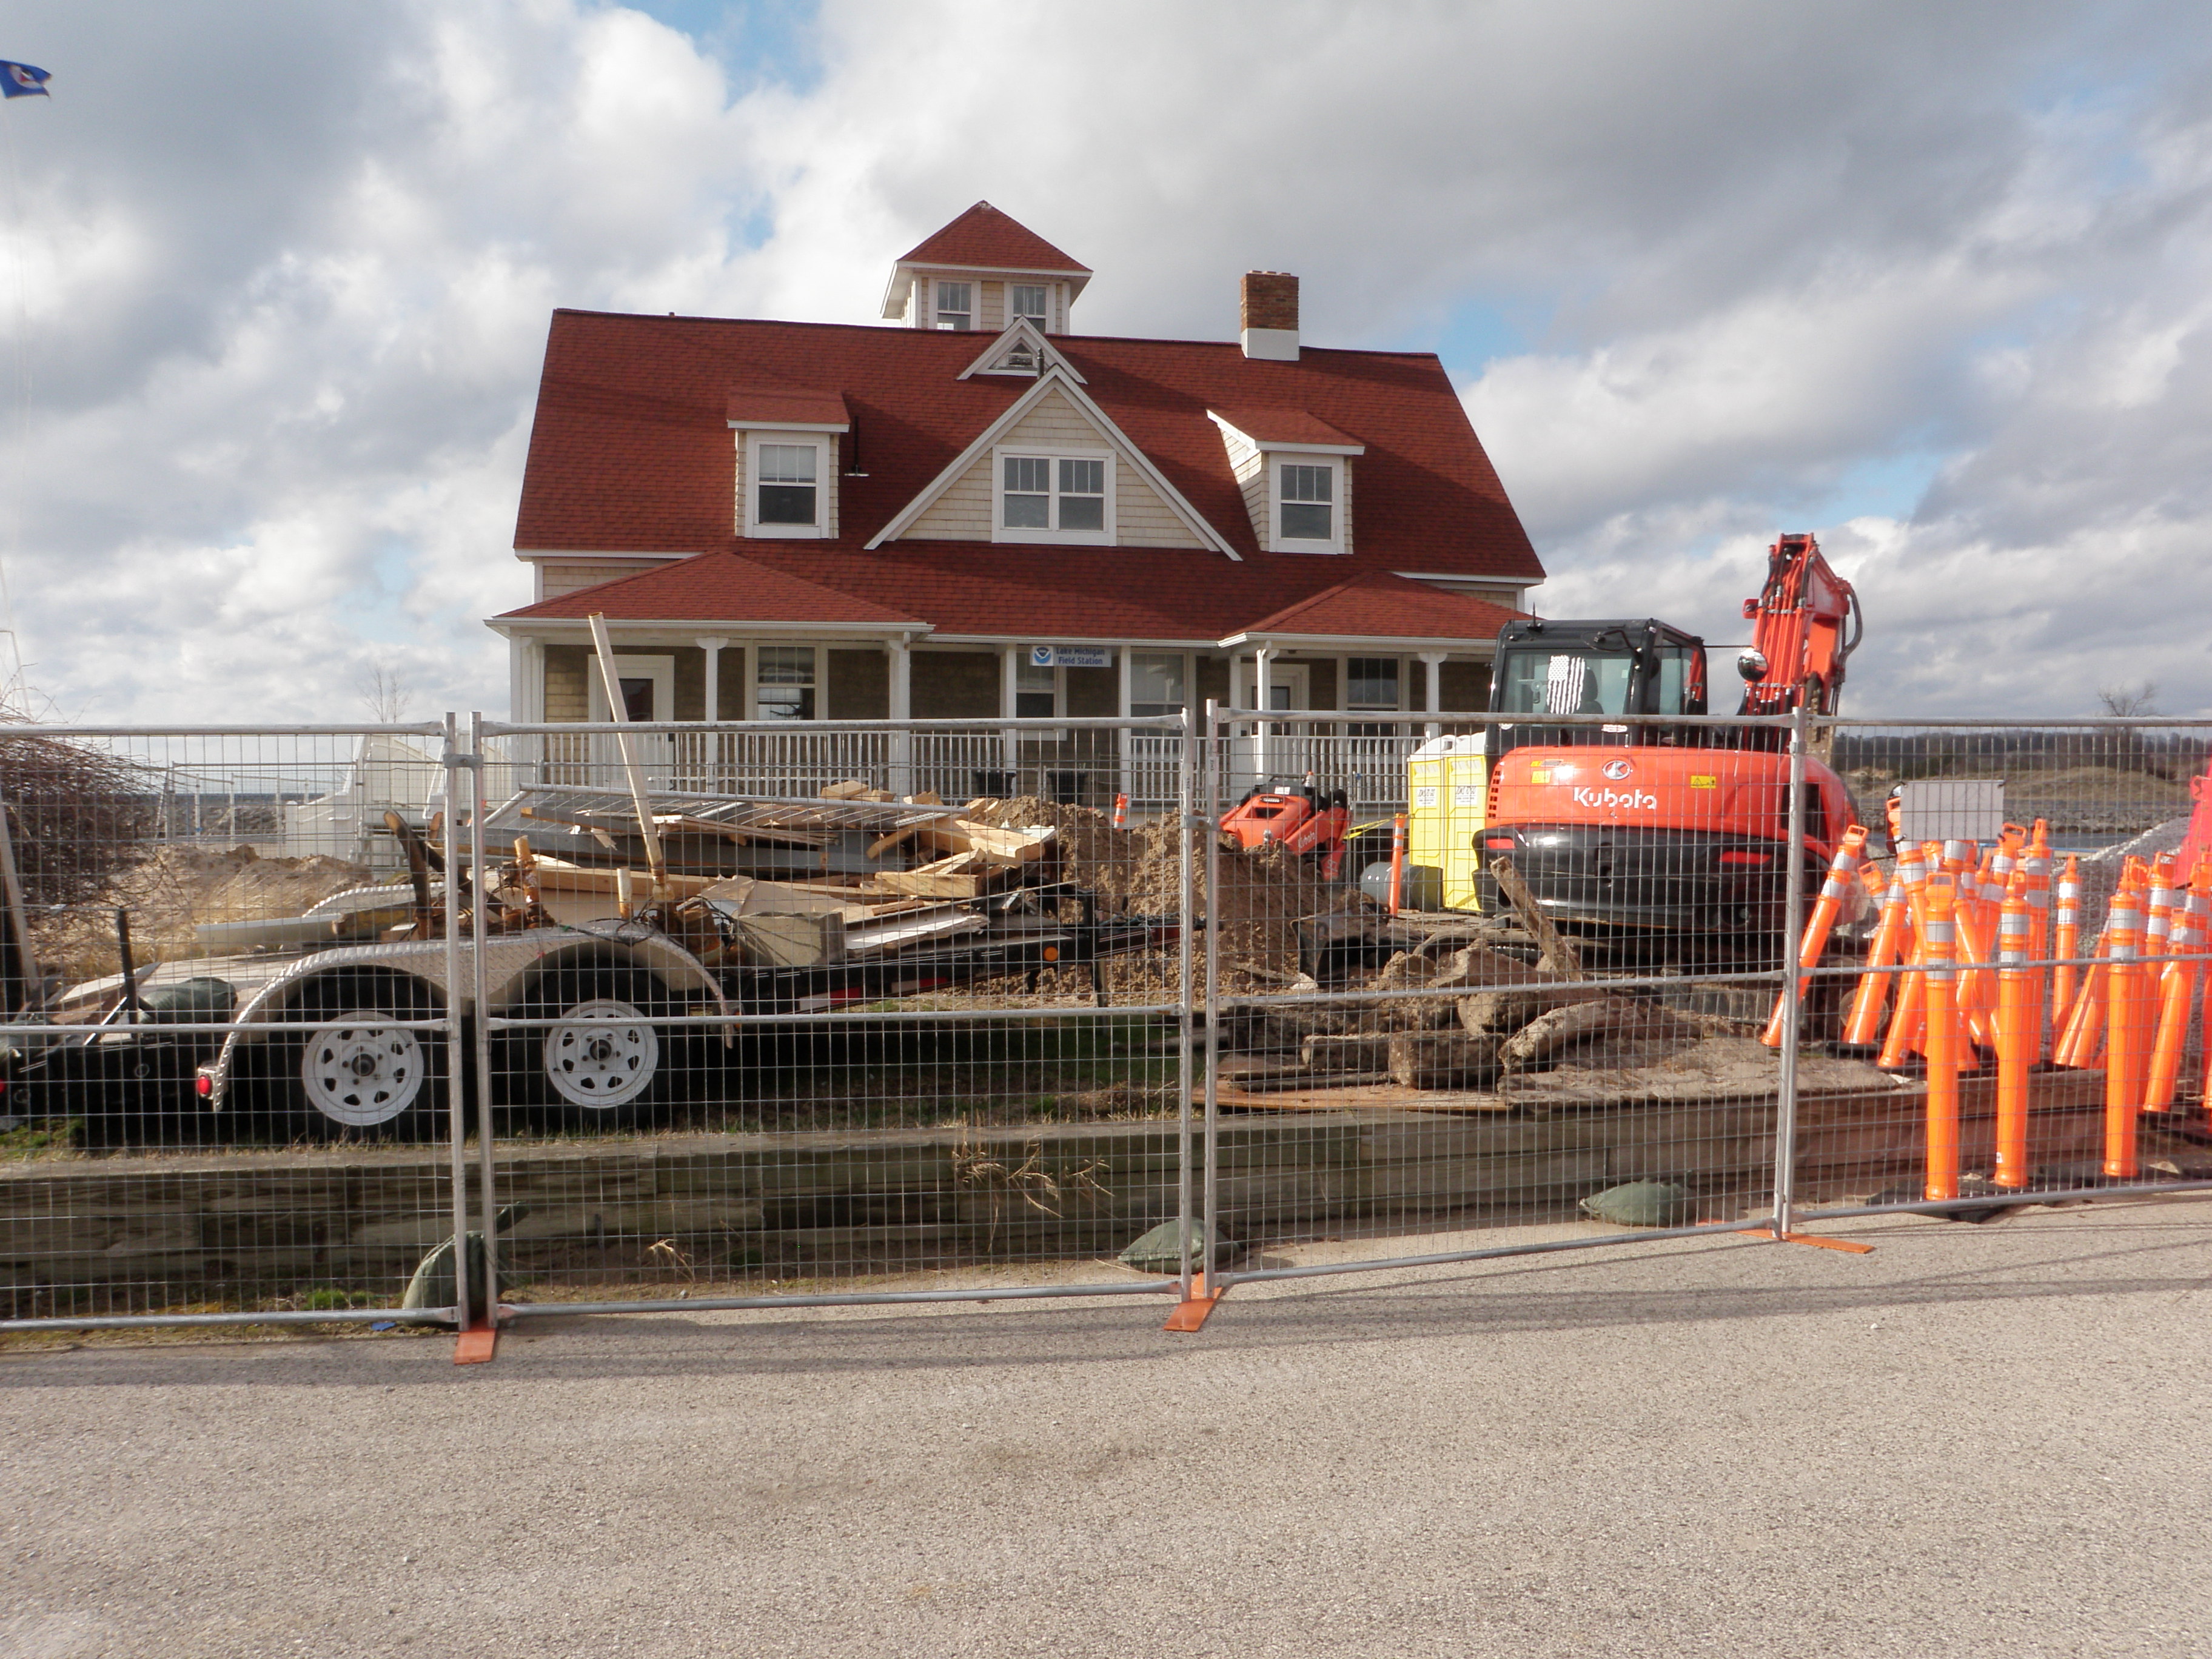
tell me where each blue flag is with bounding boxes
[0,62,50,99]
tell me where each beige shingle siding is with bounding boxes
[1113,455,1196,548]
[979,281,1004,332]
[543,645,591,721]
[905,451,995,538]
[541,563,656,600]
[1341,458,1353,556]
[1218,422,1269,548]
[906,383,1199,546]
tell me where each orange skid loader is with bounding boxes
[1221,774,1352,879]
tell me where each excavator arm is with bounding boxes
[1737,532,1862,717]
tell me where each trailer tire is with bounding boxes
[256,971,447,1142]
[504,970,675,1125]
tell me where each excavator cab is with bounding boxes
[1488,618,1708,764]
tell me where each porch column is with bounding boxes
[695,637,728,722]
[692,637,728,791]
[1253,645,1276,789]
[1000,646,1020,782]
[888,634,913,797]
[1418,649,1447,738]
[1116,646,1134,806]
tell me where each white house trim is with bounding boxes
[863,366,1239,558]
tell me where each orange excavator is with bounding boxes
[1477,532,1866,956]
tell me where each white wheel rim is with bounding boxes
[543,997,659,1110]
[301,1014,426,1127]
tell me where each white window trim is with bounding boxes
[990,443,1116,546]
[1270,454,1346,554]
[1342,653,1405,713]
[1008,281,1050,329]
[752,642,821,722]
[933,278,974,332]
[743,432,832,540]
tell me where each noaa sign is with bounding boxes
[1027,646,1112,669]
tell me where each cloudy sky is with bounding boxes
[0,0,2206,722]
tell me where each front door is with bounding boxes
[586,654,675,789]
[1239,660,1310,711]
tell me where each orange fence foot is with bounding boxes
[454,1319,499,1365]
[1162,1274,1225,1332]
[1751,1227,1876,1255]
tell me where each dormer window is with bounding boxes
[740,431,835,538]
[935,281,973,330]
[994,447,1113,543]
[757,444,819,525]
[1280,463,1334,544]
[1010,284,1049,327]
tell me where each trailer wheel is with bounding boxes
[505,971,674,1124]
[261,972,447,1142]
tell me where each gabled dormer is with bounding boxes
[956,320,1089,381]
[1208,407,1366,556]
[880,202,1092,335]
[727,387,849,540]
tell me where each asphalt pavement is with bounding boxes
[5,1197,2211,1658]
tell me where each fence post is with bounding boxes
[1176,706,1195,1303]
[1771,705,1810,1238]
[441,714,472,1336]
[469,712,502,1350]
[1166,700,1227,1330]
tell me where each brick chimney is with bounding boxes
[1240,271,1299,361]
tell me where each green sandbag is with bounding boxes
[1117,1220,1239,1275]
[400,1204,530,1312]
[1578,1180,1696,1228]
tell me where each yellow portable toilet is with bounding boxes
[1405,732,1487,911]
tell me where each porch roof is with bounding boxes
[494,546,1520,650]
[1221,571,1519,646]
[498,551,926,631]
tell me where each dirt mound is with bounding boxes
[36,844,380,982]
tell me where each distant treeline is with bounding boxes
[1832,728,2210,780]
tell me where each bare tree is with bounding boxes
[2095,680,2166,776]
[2096,681,2159,718]
[358,664,414,725]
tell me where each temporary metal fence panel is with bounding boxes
[9,708,2210,1340]
[466,715,1199,1322]
[1786,717,2212,1227]
[0,724,475,1331]
[1193,703,1818,1294]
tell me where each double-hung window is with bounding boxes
[755,646,816,721]
[1010,284,1050,327]
[742,434,831,538]
[935,281,973,330]
[1346,655,1401,736]
[1279,462,1335,547]
[995,451,1111,543]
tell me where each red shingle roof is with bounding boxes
[896,203,1089,274]
[503,545,1521,646]
[1230,571,1519,641]
[509,552,923,626]
[512,312,1543,583]
[1208,407,1364,450]
[725,387,850,428]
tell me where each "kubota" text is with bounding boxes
[1569,786,1658,810]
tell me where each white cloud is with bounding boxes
[0,0,2204,724]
